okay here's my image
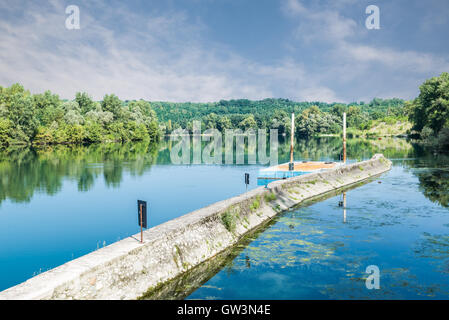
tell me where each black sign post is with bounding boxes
[137,200,147,243]
[245,173,250,192]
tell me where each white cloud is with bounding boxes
[0,1,271,101]
[347,45,449,74]
[299,87,340,103]
[0,0,335,104]
[0,0,342,103]
[2,0,446,103]
[281,0,449,101]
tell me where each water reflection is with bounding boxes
[416,169,449,208]
[0,137,417,201]
[185,164,449,299]
[0,137,447,210]
[0,142,159,205]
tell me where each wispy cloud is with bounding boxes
[282,0,449,101]
[0,0,344,102]
[0,0,447,103]
[0,1,260,101]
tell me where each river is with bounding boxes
[0,137,448,298]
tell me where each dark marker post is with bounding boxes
[137,200,147,243]
[245,173,250,192]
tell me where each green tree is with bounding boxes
[34,126,54,145]
[331,104,346,118]
[347,106,369,129]
[296,106,321,137]
[101,94,123,120]
[65,125,85,144]
[8,93,39,142]
[33,90,63,126]
[409,72,449,134]
[270,110,289,135]
[239,114,257,130]
[84,122,104,143]
[218,116,232,131]
[76,92,96,114]
[204,113,219,129]
[0,118,11,147]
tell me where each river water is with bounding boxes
[0,137,448,298]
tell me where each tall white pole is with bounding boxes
[290,113,295,165]
[343,112,347,163]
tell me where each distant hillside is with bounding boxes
[142,97,407,135]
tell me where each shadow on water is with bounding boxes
[141,177,379,300]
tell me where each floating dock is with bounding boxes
[257,112,346,185]
[257,161,342,185]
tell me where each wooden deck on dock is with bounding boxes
[271,161,339,172]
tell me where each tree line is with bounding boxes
[0,84,160,147]
[152,97,407,137]
[1,72,447,152]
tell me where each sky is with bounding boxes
[0,0,448,103]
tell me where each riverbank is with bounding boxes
[0,154,392,300]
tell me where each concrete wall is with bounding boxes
[0,154,391,300]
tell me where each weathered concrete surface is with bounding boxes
[0,154,391,300]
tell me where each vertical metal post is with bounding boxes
[343,112,347,164]
[343,192,347,223]
[139,204,143,243]
[290,113,295,168]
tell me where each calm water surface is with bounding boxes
[0,137,448,298]
[188,160,449,299]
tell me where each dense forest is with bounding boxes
[1,73,447,151]
[151,97,407,137]
[0,84,160,147]
[406,72,449,152]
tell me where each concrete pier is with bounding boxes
[0,154,392,300]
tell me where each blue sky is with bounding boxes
[0,0,448,103]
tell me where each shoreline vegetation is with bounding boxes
[0,73,447,153]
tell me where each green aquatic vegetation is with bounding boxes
[414,233,449,260]
[175,244,182,257]
[172,252,179,267]
[264,192,276,202]
[182,262,190,269]
[172,244,183,267]
[221,208,239,232]
[250,196,261,211]
[359,166,364,171]
[288,187,301,194]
